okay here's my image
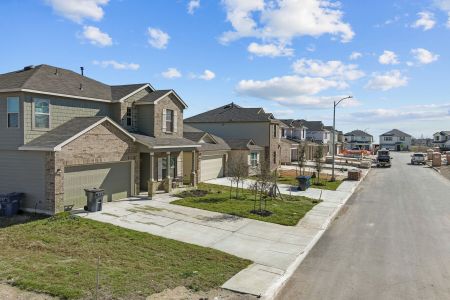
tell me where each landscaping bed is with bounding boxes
[0,213,251,299]
[173,183,319,226]
[278,170,343,191]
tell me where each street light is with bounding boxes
[331,96,353,182]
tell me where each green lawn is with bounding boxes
[0,213,251,299]
[276,175,343,191]
[172,183,319,226]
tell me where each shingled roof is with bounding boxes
[183,125,230,152]
[0,64,150,102]
[299,120,326,131]
[380,129,412,137]
[222,138,264,150]
[184,103,275,123]
[345,130,373,137]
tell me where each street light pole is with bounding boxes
[331,96,353,182]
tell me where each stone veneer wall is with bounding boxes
[45,122,138,213]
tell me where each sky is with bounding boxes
[1,0,450,141]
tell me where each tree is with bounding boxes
[314,144,324,184]
[228,156,248,199]
[253,162,276,214]
[297,143,307,176]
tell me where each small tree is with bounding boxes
[297,143,307,176]
[228,156,248,199]
[255,163,275,213]
[314,144,324,184]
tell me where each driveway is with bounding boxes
[81,169,368,296]
[276,152,450,300]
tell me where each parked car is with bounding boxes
[411,153,426,165]
[376,149,392,167]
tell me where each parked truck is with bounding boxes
[377,149,392,168]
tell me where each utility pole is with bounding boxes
[331,96,353,182]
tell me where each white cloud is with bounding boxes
[220,0,354,45]
[82,26,112,47]
[198,70,216,80]
[292,58,365,81]
[147,27,170,49]
[247,42,294,57]
[93,60,139,70]
[365,70,408,91]
[412,11,436,31]
[162,68,182,79]
[349,104,450,122]
[411,48,439,64]
[46,0,109,23]
[188,0,200,14]
[378,50,399,65]
[435,0,450,27]
[349,51,362,60]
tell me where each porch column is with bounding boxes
[148,153,156,198]
[190,150,197,187]
[164,152,172,193]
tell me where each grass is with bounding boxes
[0,213,251,299]
[172,183,319,226]
[276,175,343,191]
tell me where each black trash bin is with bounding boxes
[84,188,104,212]
[0,192,23,217]
[296,176,312,191]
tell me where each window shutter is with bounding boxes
[173,111,178,133]
[158,158,163,181]
[162,109,167,133]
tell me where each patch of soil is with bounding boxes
[147,286,257,300]
[250,209,273,217]
[177,190,209,198]
[0,283,56,300]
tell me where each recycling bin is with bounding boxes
[84,188,104,212]
[296,176,311,191]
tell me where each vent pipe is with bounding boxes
[80,66,84,76]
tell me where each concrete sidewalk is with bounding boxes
[80,169,369,298]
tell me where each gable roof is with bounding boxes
[380,129,412,137]
[19,116,135,151]
[133,133,200,149]
[135,89,188,108]
[300,120,326,131]
[434,131,450,136]
[0,64,154,103]
[222,138,264,150]
[345,130,373,137]
[183,124,230,151]
[184,102,275,123]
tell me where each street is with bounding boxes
[276,152,450,300]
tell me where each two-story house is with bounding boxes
[433,131,450,150]
[184,103,282,171]
[344,130,373,150]
[0,64,209,215]
[379,129,412,151]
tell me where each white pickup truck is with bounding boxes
[411,153,427,165]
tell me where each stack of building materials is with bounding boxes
[432,152,442,167]
[348,168,362,181]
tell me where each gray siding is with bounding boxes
[23,92,110,143]
[188,122,270,147]
[137,105,154,136]
[0,92,25,149]
[0,150,47,213]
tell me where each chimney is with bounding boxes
[80,66,84,76]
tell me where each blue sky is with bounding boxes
[1,0,450,140]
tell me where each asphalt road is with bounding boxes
[276,152,450,300]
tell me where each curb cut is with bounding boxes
[261,169,371,300]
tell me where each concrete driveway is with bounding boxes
[80,170,368,296]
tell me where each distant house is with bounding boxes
[379,129,412,151]
[432,131,450,150]
[344,130,373,150]
[412,138,433,147]
[324,125,342,155]
[279,119,308,141]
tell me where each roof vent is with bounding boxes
[79,83,83,91]
[23,65,35,71]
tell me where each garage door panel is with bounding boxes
[200,155,224,182]
[64,161,132,209]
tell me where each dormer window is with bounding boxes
[162,109,177,133]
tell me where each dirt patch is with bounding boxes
[177,190,209,198]
[147,286,257,300]
[0,283,56,300]
[0,213,47,228]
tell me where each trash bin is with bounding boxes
[296,176,311,191]
[348,169,362,181]
[0,192,23,217]
[84,188,104,212]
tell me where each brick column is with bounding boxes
[164,152,172,193]
[190,150,197,187]
[148,153,156,198]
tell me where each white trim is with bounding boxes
[22,89,112,103]
[152,145,201,149]
[18,116,136,152]
[118,84,153,102]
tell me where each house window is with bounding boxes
[273,151,277,164]
[400,136,405,141]
[165,109,174,132]
[7,97,19,128]
[34,99,50,129]
[250,152,258,167]
[159,156,177,180]
[281,128,286,137]
[384,136,393,141]
[126,107,132,126]
[273,124,277,138]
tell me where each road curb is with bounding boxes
[261,169,371,300]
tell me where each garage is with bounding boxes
[200,155,224,181]
[64,161,134,209]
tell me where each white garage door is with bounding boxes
[64,161,133,210]
[200,155,224,181]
